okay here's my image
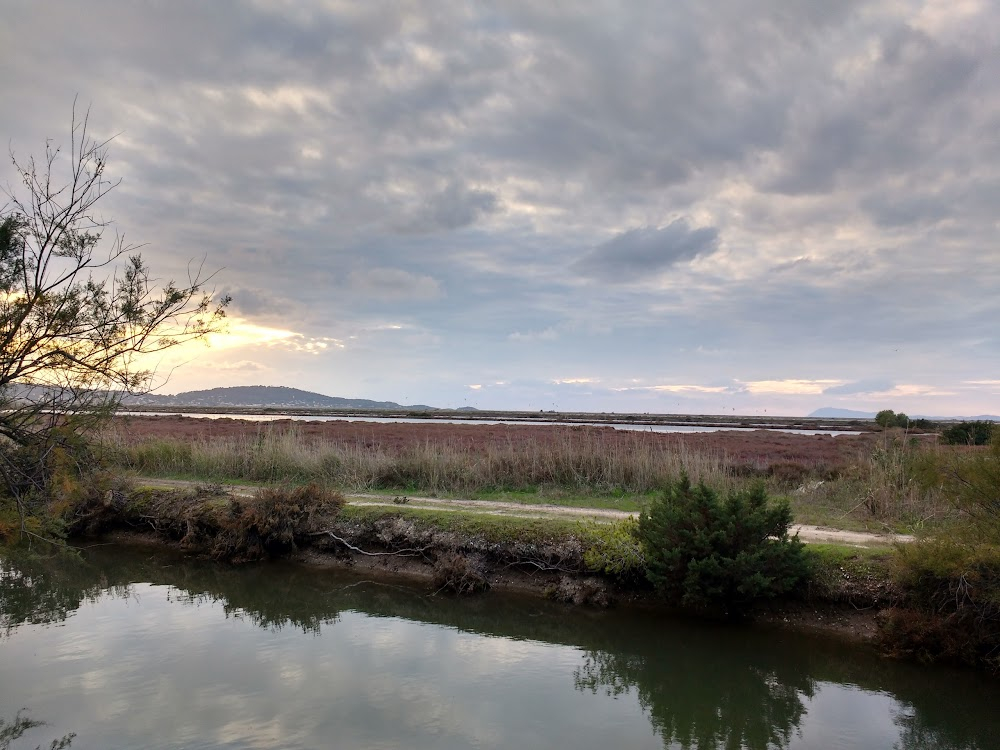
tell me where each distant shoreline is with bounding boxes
[118,404,882,432]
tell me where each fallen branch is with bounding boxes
[310,530,432,557]
[502,558,580,573]
[20,527,83,551]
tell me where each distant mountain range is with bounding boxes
[809,407,999,421]
[123,386,437,411]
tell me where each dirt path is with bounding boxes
[137,477,911,548]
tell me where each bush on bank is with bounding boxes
[636,476,811,618]
[581,517,646,581]
[883,538,1000,672]
[884,435,1000,672]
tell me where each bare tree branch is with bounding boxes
[0,104,230,539]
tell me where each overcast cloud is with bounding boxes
[2,0,998,415]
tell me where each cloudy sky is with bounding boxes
[3,0,998,415]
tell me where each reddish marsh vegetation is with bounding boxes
[102,416,918,530]
[108,415,873,471]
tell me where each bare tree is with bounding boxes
[0,104,229,539]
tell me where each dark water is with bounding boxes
[1,546,996,750]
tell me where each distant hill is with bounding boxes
[123,385,437,410]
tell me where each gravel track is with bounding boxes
[137,477,911,548]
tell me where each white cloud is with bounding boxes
[508,328,559,342]
[739,380,844,396]
[215,360,268,372]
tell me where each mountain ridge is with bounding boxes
[124,385,437,410]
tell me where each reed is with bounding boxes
[98,424,739,496]
[860,434,949,527]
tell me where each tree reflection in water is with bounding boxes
[0,710,74,749]
[0,548,340,636]
[3,546,999,750]
[574,637,814,750]
[0,550,129,636]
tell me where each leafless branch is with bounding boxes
[309,530,432,557]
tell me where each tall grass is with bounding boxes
[860,434,947,526]
[98,425,737,496]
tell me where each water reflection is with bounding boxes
[0,710,74,750]
[2,546,999,750]
[0,550,131,635]
[575,646,813,750]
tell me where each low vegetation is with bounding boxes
[99,425,740,497]
[880,428,1000,672]
[581,517,645,581]
[64,482,345,562]
[95,423,970,534]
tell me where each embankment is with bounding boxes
[67,482,898,644]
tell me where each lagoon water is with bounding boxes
[2,546,995,750]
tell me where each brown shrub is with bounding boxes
[68,482,345,562]
[547,575,612,607]
[883,539,1000,672]
[212,483,345,562]
[767,461,811,487]
[431,552,489,595]
[877,607,1000,672]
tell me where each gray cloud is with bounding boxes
[347,268,442,302]
[764,25,982,196]
[574,221,719,282]
[3,1,999,415]
[824,380,894,396]
[398,181,501,233]
[222,287,293,318]
[860,193,952,228]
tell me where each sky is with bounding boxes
[2,0,999,416]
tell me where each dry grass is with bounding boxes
[95,423,961,532]
[98,425,739,496]
[858,434,953,528]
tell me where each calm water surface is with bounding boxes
[1,546,995,749]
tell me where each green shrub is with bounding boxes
[636,476,810,617]
[581,517,645,580]
[919,439,1000,541]
[885,431,1000,671]
[886,537,1000,672]
[875,409,923,429]
[941,421,995,446]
